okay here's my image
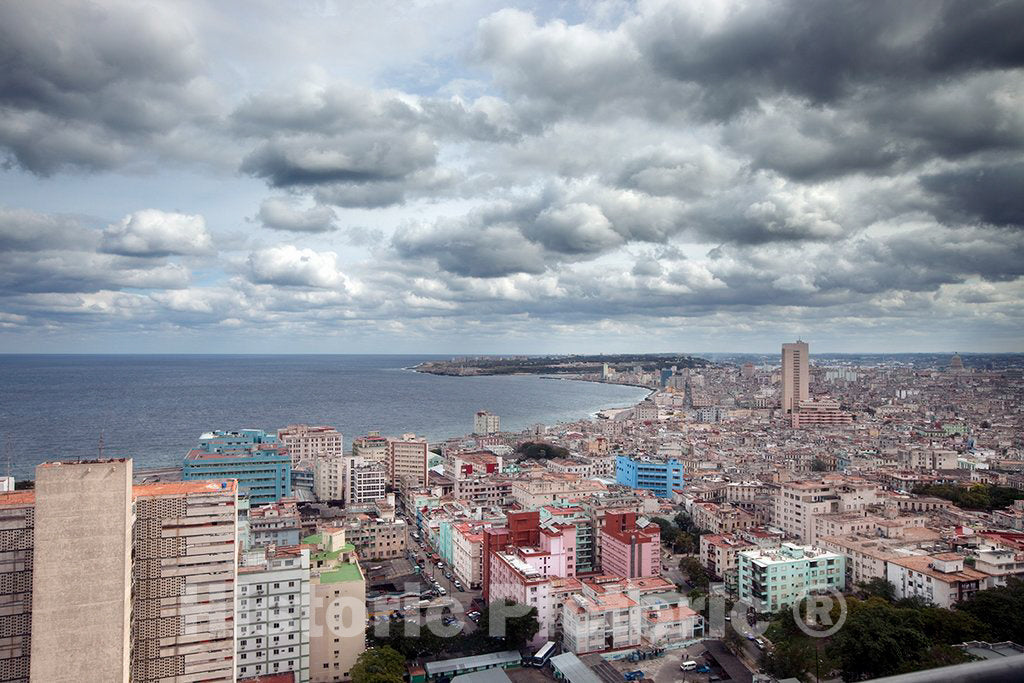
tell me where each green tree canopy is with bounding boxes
[515,442,571,460]
[481,599,541,649]
[351,646,405,683]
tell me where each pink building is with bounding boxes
[484,512,578,645]
[599,512,660,579]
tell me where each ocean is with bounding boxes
[0,354,650,479]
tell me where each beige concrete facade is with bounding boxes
[1,460,239,683]
[781,341,809,413]
[132,481,238,682]
[30,460,133,683]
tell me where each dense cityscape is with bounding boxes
[2,343,1023,682]
[2,0,1023,682]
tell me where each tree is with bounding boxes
[481,599,540,649]
[351,646,405,683]
[762,638,815,680]
[827,599,931,680]
[515,442,570,461]
[679,557,711,588]
[810,457,829,472]
[857,577,896,602]
[956,577,1024,644]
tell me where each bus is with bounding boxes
[529,641,556,667]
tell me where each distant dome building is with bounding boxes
[950,353,964,371]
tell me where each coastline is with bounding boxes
[405,363,652,426]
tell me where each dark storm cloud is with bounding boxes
[921,161,1024,228]
[639,0,1024,113]
[0,0,215,174]
[233,83,519,207]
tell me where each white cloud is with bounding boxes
[101,210,213,257]
[247,245,351,290]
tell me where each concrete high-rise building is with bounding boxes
[278,425,344,466]
[314,457,346,502]
[599,512,661,579]
[237,546,311,682]
[473,411,500,435]
[306,529,366,683]
[0,459,238,683]
[342,457,386,507]
[386,434,429,487]
[781,340,810,413]
[132,480,238,682]
[30,460,133,683]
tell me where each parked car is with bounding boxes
[453,581,464,590]
[755,638,766,650]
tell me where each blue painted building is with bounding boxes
[615,455,684,498]
[183,429,291,504]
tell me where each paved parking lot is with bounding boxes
[608,642,739,683]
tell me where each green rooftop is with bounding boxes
[319,562,363,584]
[302,533,323,545]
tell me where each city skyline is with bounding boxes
[1,1,1022,354]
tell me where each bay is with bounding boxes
[0,354,650,478]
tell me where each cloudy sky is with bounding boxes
[1,0,1022,354]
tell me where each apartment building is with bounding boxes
[817,535,907,588]
[690,501,757,534]
[314,457,346,502]
[307,529,366,683]
[615,456,684,498]
[279,425,343,465]
[487,550,556,646]
[452,522,489,589]
[0,459,238,683]
[452,476,513,508]
[184,430,291,504]
[333,510,407,561]
[774,477,882,544]
[237,546,311,682]
[509,476,605,508]
[599,512,660,579]
[250,500,303,547]
[541,504,597,575]
[562,580,641,654]
[473,411,501,435]
[449,451,502,479]
[970,545,1024,587]
[343,458,387,507]
[386,434,429,487]
[791,398,853,428]
[351,433,388,465]
[700,534,756,583]
[886,553,987,608]
[737,543,845,613]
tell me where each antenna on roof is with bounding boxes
[98,432,105,460]
[3,436,11,479]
